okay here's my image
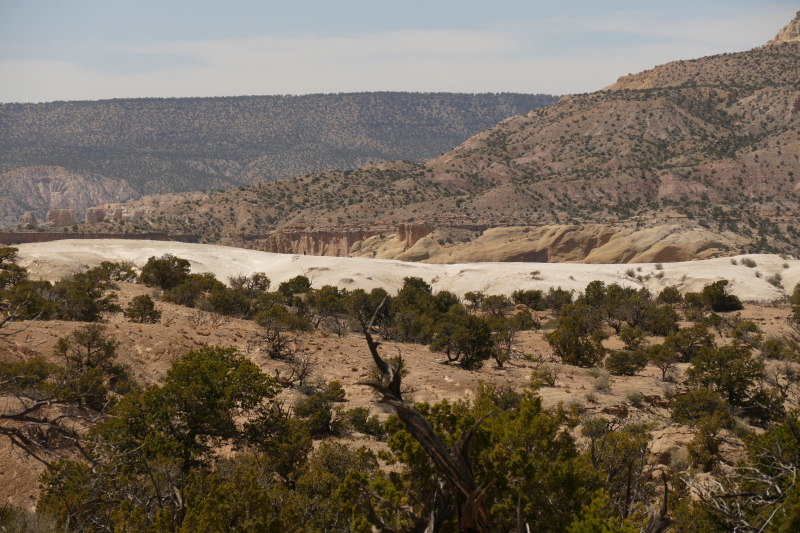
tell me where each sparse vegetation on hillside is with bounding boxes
[0,92,557,197]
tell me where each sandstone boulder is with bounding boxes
[46,209,77,227]
[17,212,38,228]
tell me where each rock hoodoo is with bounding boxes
[17,212,38,228]
[46,209,77,227]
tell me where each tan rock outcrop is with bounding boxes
[395,224,434,247]
[765,11,800,45]
[17,212,38,228]
[85,207,156,222]
[46,209,77,227]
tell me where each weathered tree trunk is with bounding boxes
[357,304,494,533]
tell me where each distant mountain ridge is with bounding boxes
[0,92,557,198]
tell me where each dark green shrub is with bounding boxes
[648,343,678,380]
[139,254,191,290]
[123,294,161,324]
[686,343,764,406]
[657,286,683,305]
[701,280,743,312]
[338,407,384,439]
[323,380,346,402]
[162,272,226,307]
[663,323,716,362]
[604,350,648,376]
[671,388,729,426]
[90,261,138,282]
[294,392,337,437]
[544,302,607,368]
[430,313,494,370]
[51,272,122,322]
[544,286,574,315]
[619,325,646,350]
[481,294,512,316]
[687,412,731,472]
[643,304,680,336]
[511,289,544,310]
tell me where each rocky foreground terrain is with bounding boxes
[2,244,798,523]
[51,13,800,264]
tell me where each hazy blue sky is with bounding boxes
[0,0,796,102]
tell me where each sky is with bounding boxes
[0,0,796,103]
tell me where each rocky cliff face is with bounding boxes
[46,209,77,227]
[766,11,800,45]
[0,166,140,227]
[244,228,387,256]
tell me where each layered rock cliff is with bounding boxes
[0,166,140,227]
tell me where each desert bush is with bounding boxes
[463,290,485,311]
[278,275,312,300]
[657,285,683,305]
[648,343,679,380]
[511,288,545,310]
[481,294,512,316]
[431,313,494,370]
[162,272,226,307]
[604,350,648,376]
[54,324,134,406]
[544,302,607,368]
[530,363,560,387]
[338,406,384,438]
[686,343,764,407]
[619,325,647,350]
[228,272,271,297]
[138,254,191,290]
[254,305,313,360]
[625,391,645,409]
[741,257,757,268]
[701,280,743,312]
[766,273,783,288]
[50,272,122,322]
[687,412,731,472]
[590,368,611,392]
[663,323,716,362]
[671,388,729,426]
[544,286,574,315]
[90,260,138,282]
[123,294,161,324]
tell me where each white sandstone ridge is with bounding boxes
[14,239,799,302]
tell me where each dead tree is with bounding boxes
[357,302,494,533]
